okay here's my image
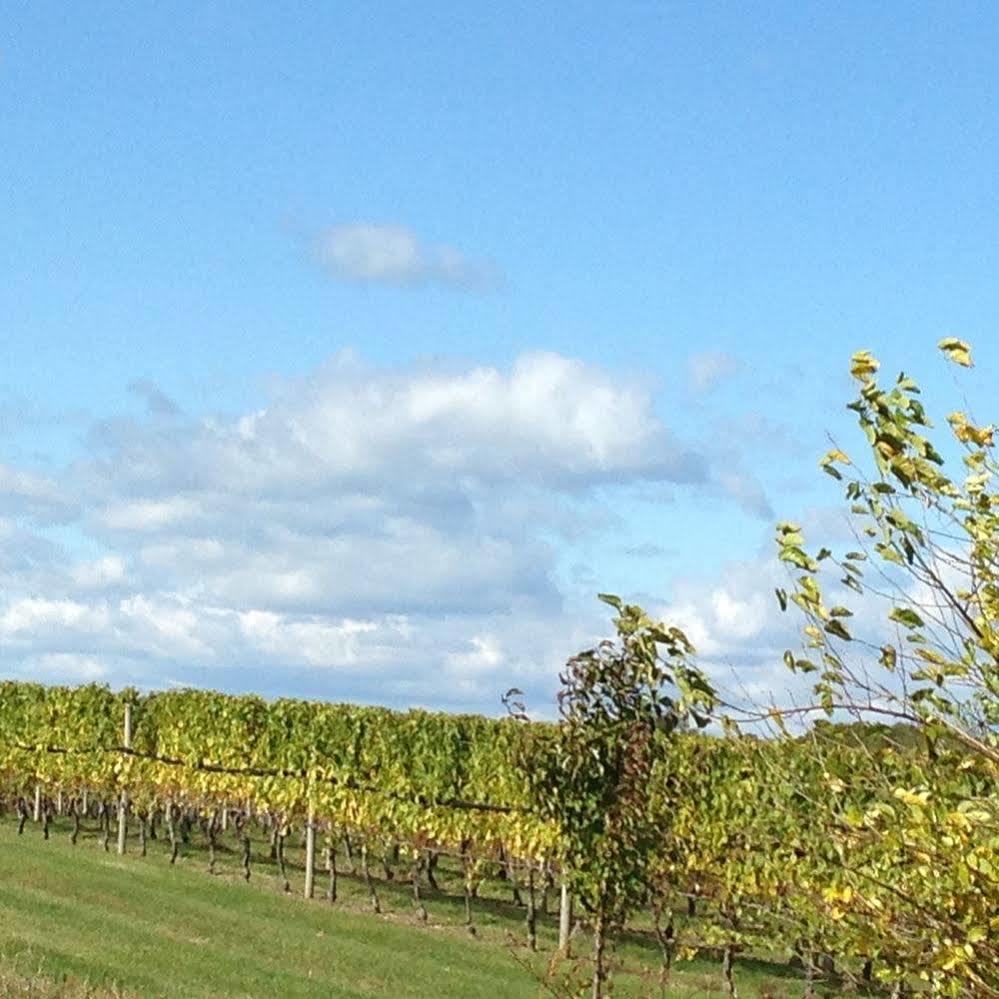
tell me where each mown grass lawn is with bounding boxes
[0,814,817,997]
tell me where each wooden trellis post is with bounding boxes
[117,702,132,855]
[304,806,316,899]
[559,880,573,954]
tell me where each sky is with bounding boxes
[2,2,998,715]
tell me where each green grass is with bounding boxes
[0,813,821,997]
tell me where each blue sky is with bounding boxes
[2,3,998,712]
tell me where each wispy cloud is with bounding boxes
[314,223,499,290]
[688,351,739,394]
[715,470,774,520]
[624,542,676,559]
[0,463,76,523]
[128,379,180,417]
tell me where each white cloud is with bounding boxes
[656,559,792,668]
[0,463,75,522]
[0,598,110,640]
[63,352,713,626]
[23,653,108,682]
[315,223,498,289]
[128,379,180,417]
[82,351,706,506]
[70,555,126,589]
[688,351,739,394]
[446,634,504,673]
[100,497,202,532]
[711,588,770,641]
[0,349,805,713]
[239,610,379,667]
[624,542,675,559]
[716,470,774,519]
[0,465,58,502]
[117,595,213,660]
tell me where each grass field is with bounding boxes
[0,813,822,997]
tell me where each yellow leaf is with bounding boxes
[850,350,880,380]
[938,337,974,368]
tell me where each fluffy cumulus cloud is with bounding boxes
[650,536,936,727]
[0,350,804,713]
[314,223,498,290]
[24,653,109,682]
[81,352,705,506]
[640,558,834,732]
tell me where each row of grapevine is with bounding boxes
[0,681,559,862]
[0,680,571,948]
[647,732,997,995]
[1,679,995,995]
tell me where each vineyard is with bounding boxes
[1,678,995,997]
[2,343,998,997]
